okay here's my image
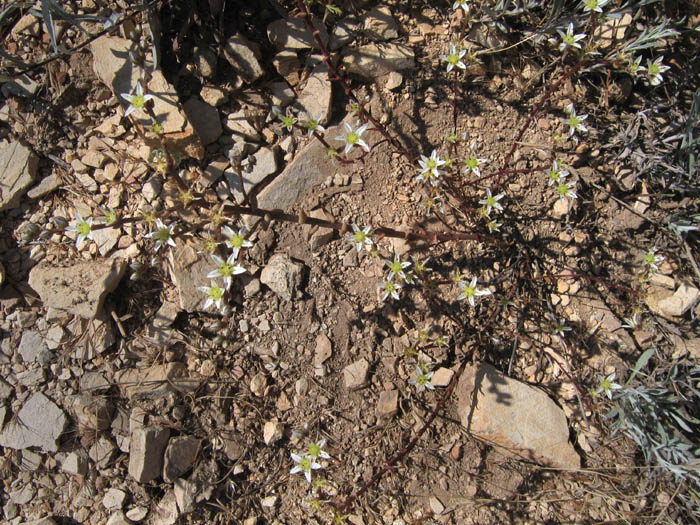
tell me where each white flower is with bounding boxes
[564,103,588,137]
[478,188,505,213]
[146,219,177,252]
[346,223,374,252]
[452,0,470,13]
[198,280,226,312]
[457,277,491,306]
[207,253,246,290]
[622,313,641,329]
[67,213,94,250]
[463,148,487,177]
[385,254,411,281]
[581,0,610,13]
[303,113,326,137]
[416,150,446,186]
[645,56,670,86]
[379,280,402,302]
[121,82,154,117]
[487,220,502,233]
[557,23,586,52]
[290,453,322,483]
[440,43,467,73]
[409,365,435,393]
[627,55,646,78]
[335,121,370,154]
[552,317,572,338]
[307,439,330,460]
[595,372,622,400]
[222,225,253,260]
[548,160,569,186]
[556,180,578,200]
[643,247,664,273]
[279,107,297,132]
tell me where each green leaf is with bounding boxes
[626,348,655,386]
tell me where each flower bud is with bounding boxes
[21,223,41,242]
[52,216,68,230]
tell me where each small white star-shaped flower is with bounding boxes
[222,226,253,260]
[303,113,326,137]
[440,43,467,73]
[457,277,491,306]
[207,253,246,290]
[290,453,322,483]
[67,213,94,250]
[564,103,588,137]
[379,280,402,302]
[198,280,226,312]
[409,365,435,393]
[557,23,586,52]
[416,150,446,186]
[478,188,505,213]
[385,254,411,281]
[121,82,154,117]
[581,0,610,13]
[346,224,374,252]
[145,219,177,252]
[595,372,622,399]
[452,0,470,13]
[335,121,370,154]
[645,56,670,86]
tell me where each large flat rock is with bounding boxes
[28,259,126,319]
[0,140,39,212]
[456,363,580,469]
[343,42,415,79]
[0,392,67,452]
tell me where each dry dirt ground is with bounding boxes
[1,1,700,524]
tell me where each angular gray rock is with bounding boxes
[455,363,580,469]
[70,394,113,431]
[168,242,219,312]
[27,172,61,199]
[260,254,303,301]
[0,140,39,212]
[183,98,222,145]
[658,283,700,317]
[294,62,332,125]
[224,34,264,84]
[92,225,121,257]
[375,389,398,418]
[28,259,126,319]
[129,426,171,483]
[0,392,67,452]
[163,436,201,482]
[364,6,400,41]
[267,17,329,50]
[225,147,278,203]
[343,42,415,79]
[18,330,51,364]
[255,120,347,213]
[343,358,370,390]
[314,333,333,366]
[115,363,200,400]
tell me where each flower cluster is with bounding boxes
[643,247,664,274]
[198,226,253,313]
[379,253,415,302]
[290,439,330,483]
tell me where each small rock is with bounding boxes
[90,436,117,469]
[650,273,675,290]
[183,98,222,145]
[18,330,50,363]
[128,426,171,483]
[142,175,162,202]
[658,283,700,317]
[28,259,126,319]
[261,495,278,508]
[224,34,264,84]
[194,46,217,78]
[125,506,149,522]
[266,81,295,108]
[364,6,399,41]
[61,451,88,476]
[168,242,222,312]
[19,449,42,471]
[163,436,201,482]
[83,149,107,168]
[9,483,36,505]
[154,301,180,328]
[92,225,121,256]
[343,43,415,79]
[106,511,131,525]
[431,367,454,387]
[225,108,262,142]
[375,389,398,418]
[294,63,332,125]
[263,421,284,445]
[552,197,573,217]
[226,147,278,203]
[314,333,333,366]
[260,253,303,301]
[250,372,267,397]
[429,496,445,515]
[154,489,180,525]
[200,86,228,107]
[343,358,370,390]
[0,392,67,452]
[267,16,329,50]
[103,488,127,511]
[27,173,61,199]
[0,140,39,212]
[330,15,359,50]
[70,394,113,431]
[384,71,403,91]
[45,325,66,350]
